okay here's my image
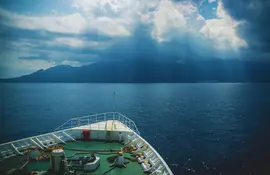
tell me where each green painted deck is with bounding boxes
[0,141,146,175]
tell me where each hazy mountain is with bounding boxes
[1,60,270,83]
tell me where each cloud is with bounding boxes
[72,0,139,37]
[0,1,247,50]
[0,7,130,37]
[0,0,256,78]
[0,9,86,34]
[151,0,197,42]
[221,0,270,56]
[18,53,51,61]
[54,37,106,48]
[148,0,246,51]
[199,1,247,50]
[208,0,216,3]
[0,50,56,78]
[61,60,92,67]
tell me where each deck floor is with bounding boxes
[73,120,133,132]
[0,141,145,175]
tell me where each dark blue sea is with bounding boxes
[1,83,270,175]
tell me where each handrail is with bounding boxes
[54,112,140,135]
[135,133,174,175]
[0,129,72,147]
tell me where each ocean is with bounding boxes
[1,83,270,175]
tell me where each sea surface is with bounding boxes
[1,83,270,175]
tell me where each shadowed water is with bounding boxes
[1,83,270,175]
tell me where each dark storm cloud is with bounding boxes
[0,24,112,43]
[222,0,270,55]
[1,18,218,64]
[98,23,219,63]
[0,23,111,60]
[1,0,263,65]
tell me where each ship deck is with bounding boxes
[73,120,134,132]
[0,141,145,175]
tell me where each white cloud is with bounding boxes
[91,17,131,37]
[199,1,247,50]
[55,37,85,47]
[208,0,216,3]
[196,14,205,21]
[147,0,247,50]
[151,0,198,42]
[0,0,247,50]
[0,9,86,34]
[61,60,91,67]
[195,14,206,29]
[73,0,133,15]
[72,0,138,37]
[55,37,107,48]
[0,7,131,37]
[0,0,248,73]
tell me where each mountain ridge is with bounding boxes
[1,60,270,83]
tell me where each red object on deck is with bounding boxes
[82,130,90,141]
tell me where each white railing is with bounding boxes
[54,112,140,135]
[136,133,174,175]
[0,130,76,160]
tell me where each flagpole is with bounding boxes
[113,91,116,120]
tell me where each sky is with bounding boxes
[0,0,269,78]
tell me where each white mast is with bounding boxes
[113,91,116,120]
